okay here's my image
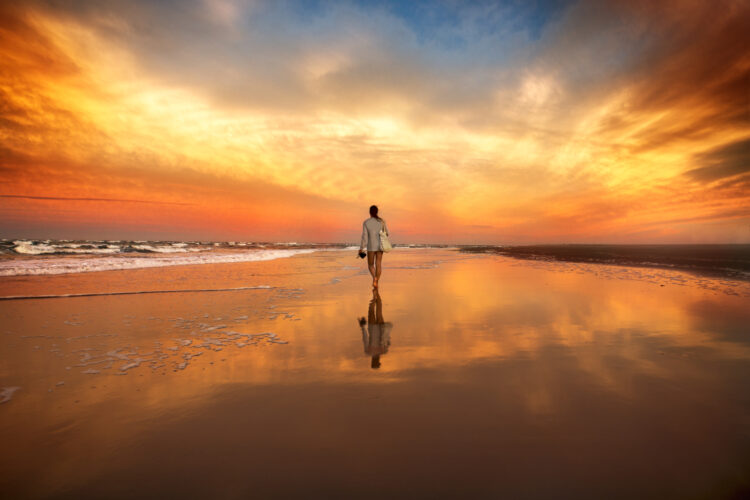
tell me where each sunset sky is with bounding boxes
[1,0,748,244]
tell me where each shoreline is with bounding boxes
[459,244,750,281]
[1,242,748,281]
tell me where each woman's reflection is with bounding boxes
[358,289,393,369]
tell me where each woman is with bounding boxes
[359,205,389,289]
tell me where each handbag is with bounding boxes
[379,220,393,252]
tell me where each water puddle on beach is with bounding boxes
[1,249,749,498]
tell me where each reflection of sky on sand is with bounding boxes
[1,250,750,497]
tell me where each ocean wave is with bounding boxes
[0,248,317,276]
[10,239,197,255]
[5,239,356,256]
[122,244,191,253]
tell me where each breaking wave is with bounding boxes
[0,248,318,276]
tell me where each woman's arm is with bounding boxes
[360,221,368,251]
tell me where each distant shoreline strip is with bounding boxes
[0,285,274,301]
[458,245,750,280]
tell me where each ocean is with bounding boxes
[0,239,353,276]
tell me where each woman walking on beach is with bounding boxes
[359,205,390,289]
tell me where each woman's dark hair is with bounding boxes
[369,205,380,219]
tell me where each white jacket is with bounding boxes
[360,217,389,252]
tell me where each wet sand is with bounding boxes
[1,249,750,498]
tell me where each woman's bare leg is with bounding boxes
[374,251,383,288]
[367,251,377,286]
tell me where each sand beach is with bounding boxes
[1,248,749,498]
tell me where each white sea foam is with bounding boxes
[13,240,57,255]
[0,248,317,276]
[0,286,274,301]
[12,240,121,255]
[129,244,188,253]
[7,239,253,256]
[18,317,289,380]
[0,386,20,404]
[120,359,143,371]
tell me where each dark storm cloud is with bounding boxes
[686,139,750,182]
[588,0,749,153]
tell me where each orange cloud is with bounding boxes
[0,1,748,243]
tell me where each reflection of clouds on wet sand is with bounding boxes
[500,256,750,297]
[331,252,750,398]
[4,249,748,391]
[2,249,750,498]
